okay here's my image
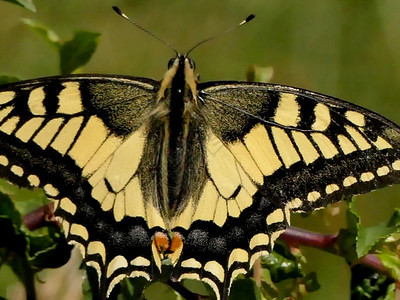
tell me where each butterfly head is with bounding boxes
[158,55,199,103]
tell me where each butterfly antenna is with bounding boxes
[186,14,255,56]
[112,6,178,56]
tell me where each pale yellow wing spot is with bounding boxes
[287,198,303,209]
[213,196,228,227]
[181,258,202,269]
[266,208,284,225]
[70,223,89,240]
[178,273,201,281]
[345,125,371,150]
[0,91,15,104]
[10,165,23,177]
[57,82,83,114]
[337,134,357,154]
[0,155,8,166]
[33,118,64,149]
[68,116,108,167]
[130,271,150,281]
[0,106,14,123]
[345,111,366,127]
[87,241,106,264]
[343,176,357,187]
[105,125,146,192]
[61,220,70,236]
[27,174,40,187]
[392,160,400,170]
[312,103,331,131]
[373,136,392,150]
[377,166,390,177]
[204,261,225,282]
[249,233,270,250]
[60,197,77,215]
[291,131,319,164]
[130,256,151,267]
[273,93,300,127]
[51,116,84,155]
[311,132,339,159]
[307,191,321,202]
[271,126,301,168]
[243,124,282,176]
[15,117,45,142]
[0,116,19,134]
[125,176,146,218]
[28,87,46,115]
[228,141,263,184]
[360,172,375,182]
[228,248,248,269]
[229,268,247,288]
[325,183,339,194]
[193,180,219,222]
[107,255,128,278]
[206,131,241,198]
[44,183,59,197]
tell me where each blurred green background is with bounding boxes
[0,0,399,299]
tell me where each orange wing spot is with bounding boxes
[153,231,170,253]
[169,232,184,253]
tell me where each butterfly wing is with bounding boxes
[172,81,400,299]
[0,75,166,297]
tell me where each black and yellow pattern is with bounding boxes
[0,55,399,299]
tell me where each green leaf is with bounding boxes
[377,249,400,281]
[144,282,177,300]
[2,0,36,12]
[0,75,20,85]
[230,277,261,300]
[0,192,22,227]
[59,31,100,74]
[260,251,302,282]
[336,201,359,262]
[21,18,60,49]
[357,209,400,257]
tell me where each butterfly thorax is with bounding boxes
[156,55,203,219]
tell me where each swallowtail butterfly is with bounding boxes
[1,8,400,300]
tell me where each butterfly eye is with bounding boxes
[167,58,176,69]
